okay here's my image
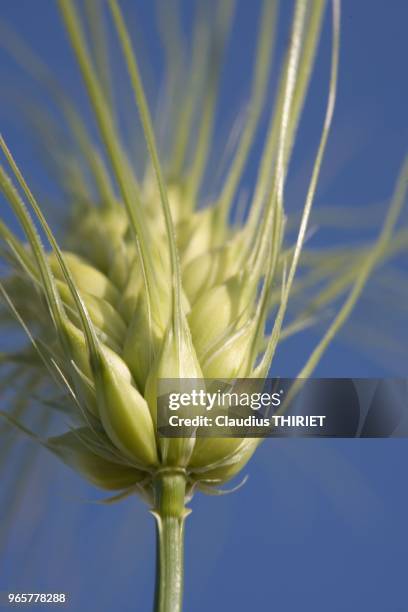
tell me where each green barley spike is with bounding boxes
[0,2,407,611]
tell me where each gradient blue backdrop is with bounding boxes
[0,1,407,611]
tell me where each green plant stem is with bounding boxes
[153,470,188,612]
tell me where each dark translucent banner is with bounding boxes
[157,378,407,438]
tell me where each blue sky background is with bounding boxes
[0,1,407,611]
